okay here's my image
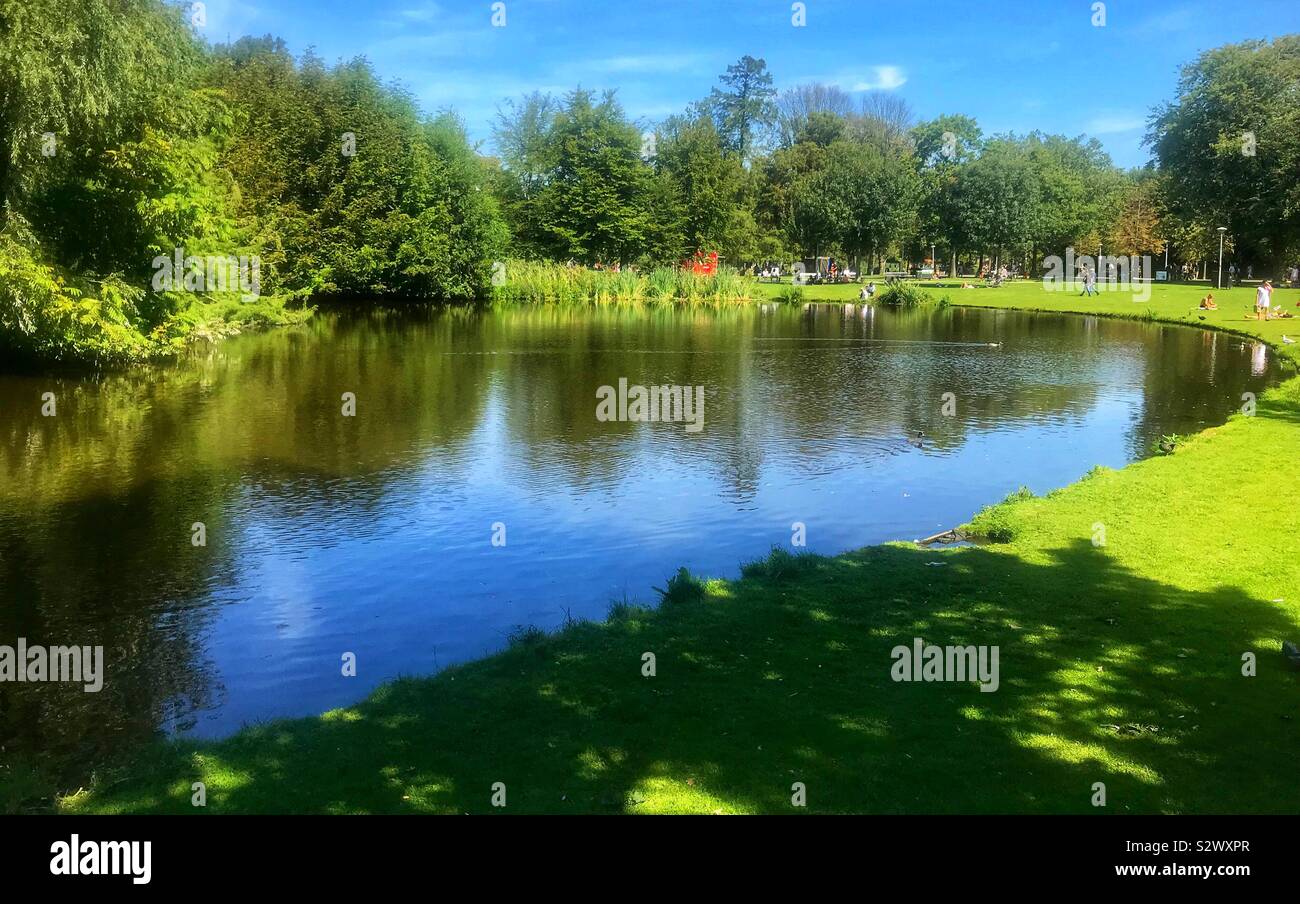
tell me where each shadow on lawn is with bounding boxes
[76,537,1300,815]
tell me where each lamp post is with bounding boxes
[1216,227,1227,289]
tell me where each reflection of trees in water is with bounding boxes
[0,474,230,791]
[1130,326,1275,460]
[0,309,500,794]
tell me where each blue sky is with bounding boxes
[194,0,1300,167]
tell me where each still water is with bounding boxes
[0,303,1278,775]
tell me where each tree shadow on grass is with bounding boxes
[74,538,1300,815]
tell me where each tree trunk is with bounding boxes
[0,145,9,227]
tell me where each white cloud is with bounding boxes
[584,53,713,75]
[1087,114,1146,135]
[851,65,907,91]
[399,2,443,23]
[788,65,908,93]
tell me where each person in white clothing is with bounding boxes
[1255,280,1273,320]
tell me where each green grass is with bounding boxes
[51,279,1300,815]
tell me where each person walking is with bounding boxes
[1079,264,1097,297]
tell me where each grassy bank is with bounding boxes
[51,282,1300,815]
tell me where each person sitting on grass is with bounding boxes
[1199,293,1217,310]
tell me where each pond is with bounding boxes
[0,303,1279,779]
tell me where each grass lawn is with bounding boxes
[57,281,1300,815]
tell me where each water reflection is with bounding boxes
[0,303,1278,789]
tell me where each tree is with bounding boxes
[654,114,748,259]
[707,56,777,162]
[0,0,203,226]
[1107,175,1166,259]
[824,137,922,269]
[531,89,667,264]
[856,91,914,150]
[1148,36,1300,271]
[950,139,1041,269]
[1024,132,1124,267]
[204,43,506,299]
[776,83,855,147]
[911,115,982,168]
[912,115,983,274]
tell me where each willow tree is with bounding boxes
[0,0,202,228]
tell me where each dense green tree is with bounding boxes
[824,137,922,268]
[653,114,749,259]
[1148,36,1300,270]
[912,115,983,273]
[950,138,1041,269]
[0,0,203,226]
[206,40,505,299]
[528,89,670,264]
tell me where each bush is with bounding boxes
[877,278,932,307]
[0,237,152,366]
[507,624,547,648]
[965,486,1035,542]
[654,567,707,605]
[741,546,820,582]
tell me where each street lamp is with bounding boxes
[1216,227,1227,289]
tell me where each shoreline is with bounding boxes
[31,287,1300,814]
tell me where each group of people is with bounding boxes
[1208,262,1300,289]
[1078,264,1098,296]
[1205,280,1296,319]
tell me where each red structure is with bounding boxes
[686,250,719,275]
